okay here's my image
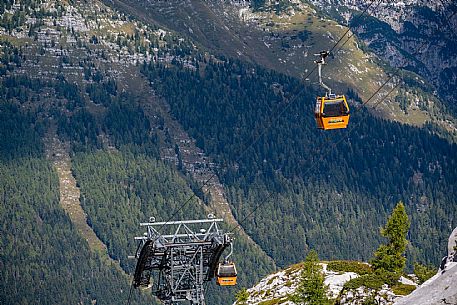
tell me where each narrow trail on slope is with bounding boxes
[44,128,123,272]
[120,65,277,268]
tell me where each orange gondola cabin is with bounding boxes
[314,94,350,130]
[216,262,237,286]
[312,50,350,130]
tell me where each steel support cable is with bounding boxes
[297,0,382,87]
[228,9,457,236]
[229,2,457,234]
[228,77,401,236]
[327,0,382,54]
[227,78,400,236]
[332,0,383,56]
[228,52,415,236]
[334,0,457,60]
[127,6,456,305]
[125,2,384,303]
[149,0,380,233]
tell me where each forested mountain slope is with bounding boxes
[0,104,153,305]
[309,0,457,119]
[141,58,457,268]
[0,1,275,304]
[108,0,457,137]
[1,0,456,304]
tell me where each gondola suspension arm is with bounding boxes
[224,241,233,263]
[314,51,332,96]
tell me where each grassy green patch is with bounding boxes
[284,262,305,276]
[360,295,378,305]
[327,260,373,275]
[344,274,385,290]
[258,297,288,305]
[391,284,416,296]
[267,275,278,285]
[343,270,400,290]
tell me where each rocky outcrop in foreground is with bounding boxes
[233,262,408,305]
[235,227,457,305]
[394,227,457,305]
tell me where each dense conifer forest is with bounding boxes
[71,149,275,305]
[1,0,456,303]
[141,59,457,268]
[0,103,152,305]
[0,48,274,304]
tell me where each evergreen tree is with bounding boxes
[291,250,329,305]
[371,201,410,274]
[413,263,436,284]
[235,288,249,305]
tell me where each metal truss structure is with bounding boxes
[131,216,232,305]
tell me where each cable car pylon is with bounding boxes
[130,215,235,305]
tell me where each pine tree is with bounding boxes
[371,201,410,274]
[413,263,435,284]
[235,288,249,305]
[291,250,329,305]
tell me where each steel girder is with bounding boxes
[132,218,231,305]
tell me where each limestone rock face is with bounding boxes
[393,263,457,305]
[394,227,457,305]
[232,262,408,305]
[309,0,457,129]
[447,226,457,261]
[339,285,398,305]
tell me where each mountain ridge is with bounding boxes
[1,1,456,304]
[309,0,457,124]
[107,0,457,139]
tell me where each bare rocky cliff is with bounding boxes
[310,0,457,119]
[394,227,457,305]
[233,227,457,305]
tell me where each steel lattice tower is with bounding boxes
[131,217,232,305]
